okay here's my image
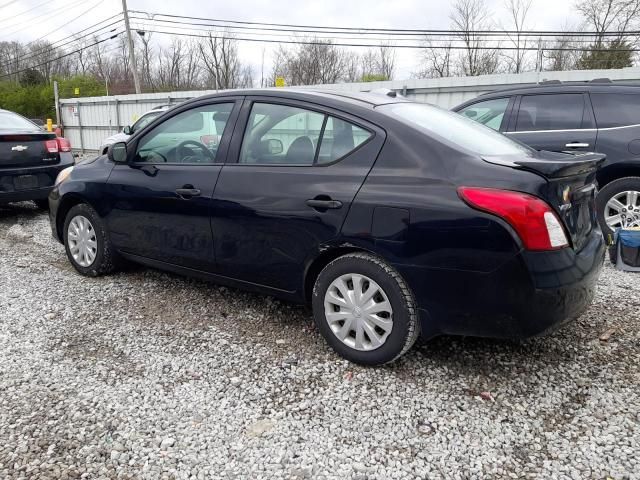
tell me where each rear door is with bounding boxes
[506,93,597,153]
[456,96,515,132]
[210,97,385,293]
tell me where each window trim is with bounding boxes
[127,98,242,167]
[226,97,376,167]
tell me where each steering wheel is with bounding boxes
[176,140,215,163]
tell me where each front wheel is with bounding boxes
[312,253,420,366]
[596,176,640,238]
[63,203,119,277]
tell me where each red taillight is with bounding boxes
[458,187,569,251]
[56,137,71,152]
[44,139,59,154]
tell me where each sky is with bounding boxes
[2,0,580,80]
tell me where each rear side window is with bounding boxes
[0,111,39,130]
[591,93,640,128]
[458,97,509,131]
[317,117,371,164]
[515,94,584,132]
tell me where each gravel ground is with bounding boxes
[0,202,638,480]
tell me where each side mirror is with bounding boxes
[108,142,128,163]
[463,110,478,119]
[267,138,283,155]
[123,125,132,135]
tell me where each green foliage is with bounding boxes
[20,68,45,86]
[361,73,390,82]
[577,40,633,70]
[0,75,106,120]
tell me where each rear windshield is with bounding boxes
[379,103,530,156]
[0,111,39,131]
[591,93,640,128]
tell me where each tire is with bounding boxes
[596,176,640,238]
[311,252,420,366]
[33,199,49,210]
[63,203,119,277]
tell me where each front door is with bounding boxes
[210,99,385,293]
[506,93,597,153]
[105,100,239,271]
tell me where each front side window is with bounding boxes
[591,93,640,128]
[381,103,530,156]
[515,94,584,132]
[239,102,372,165]
[135,103,234,164]
[458,97,509,131]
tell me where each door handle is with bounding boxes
[565,142,590,148]
[306,199,343,210]
[175,188,201,198]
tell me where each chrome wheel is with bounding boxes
[67,215,97,267]
[323,273,393,351]
[605,190,640,229]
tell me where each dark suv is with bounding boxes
[453,80,640,236]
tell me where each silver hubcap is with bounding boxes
[324,273,393,351]
[605,190,640,229]
[67,215,97,267]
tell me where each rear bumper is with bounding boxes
[398,230,606,339]
[0,154,73,205]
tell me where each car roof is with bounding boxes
[476,80,640,98]
[187,88,412,109]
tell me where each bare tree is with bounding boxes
[272,40,348,85]
[451,0,500,76]
[417,39,453,78]
[378,44,395,80]
[577,0,640,47]
[199,32,249,89]
[502,0,533,73]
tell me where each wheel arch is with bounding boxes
[303,244,376,304]
[596,161,640,187]
[56,194,92,241]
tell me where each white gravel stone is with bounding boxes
[0,203,639,480]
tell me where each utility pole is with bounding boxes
[122,0,141,94]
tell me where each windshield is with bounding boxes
[132,111,163,133]
[380,103,531,156]
[0,111,40,131]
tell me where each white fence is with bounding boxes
[60,67,640,153]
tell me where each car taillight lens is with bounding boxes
[44,139,59,154]
[56,137,71,152]
[458,187,569,251]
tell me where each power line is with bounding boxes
[0,16,123,71]
[0,31,123,80]
[130,10,640,38]
[0,0,87,39]
[22,0,110,48]
[24,11,121,49]
[134,28,640,53]
[0,0,54,26]
[129,17,617,46]
[0,0,20,9]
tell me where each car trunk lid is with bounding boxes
[0,131,60,168]
[482,151,605,251]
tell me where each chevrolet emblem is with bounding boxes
[11,145,28,152]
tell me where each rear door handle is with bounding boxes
[306,199,343,210]
[565,142,590,148]
[175,188,201,198]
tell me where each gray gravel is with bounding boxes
[1,202,639,480]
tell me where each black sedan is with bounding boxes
[49,89,605,365]
[0,109,74,209]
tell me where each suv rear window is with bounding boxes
[591,93,640,128]
[515,94,584,131]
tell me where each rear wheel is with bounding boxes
[312,253,420,366]
[63,203,119,277]
[597,176,640,238]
